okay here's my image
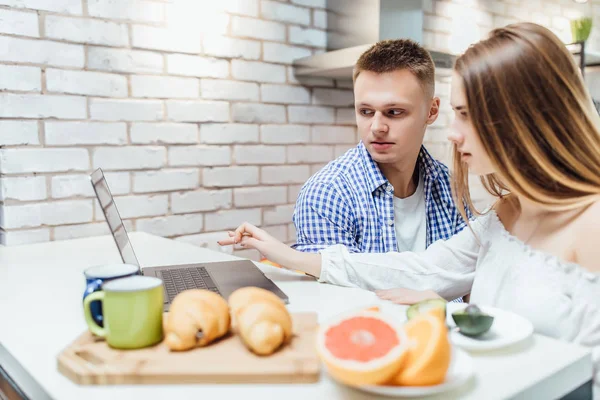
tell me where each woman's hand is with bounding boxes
[217,222,322,278]
[217,222,283,258]
[375,288,443,305]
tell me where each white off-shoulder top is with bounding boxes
[319,212,600,397]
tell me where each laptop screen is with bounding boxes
[90,168,140,268]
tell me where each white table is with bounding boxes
[0,232,593,400]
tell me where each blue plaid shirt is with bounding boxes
[292,142,468,253]
[292,142,470,301]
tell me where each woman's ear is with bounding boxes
[426,97,441,125]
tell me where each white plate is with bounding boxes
[353,347,474,397]
[446,303,534,352]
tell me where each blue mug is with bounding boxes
[83,264,139,327]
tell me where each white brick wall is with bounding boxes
[137,214,204,237]
[51,174,94,198]
[205,208,262,231]
[287,145,334,163]
[288,26,326,47]
[167,54,229,78]
[201,124,259,144]
[202,36,261,60]
[0,8,38,37]
[54,222,110,241]
[131,123,198,145]
[1,176,46,201]
[1,148,89,173]
[261,1,311,26]
[46,69,128,97]
[261,165,310,184]
[107,194,168,219]
[87,47,163,73]
[232,103,286,123]
[2,200,93,229]
[0,93,86,118]
[166,100,229,122]
[171,189,232,213]
[263,43,312,64]
[168,146,230,166]
[0,120,39,146]
[261,124,310,144]
[234,186,287,207]
[233,145,286,165]
[203,166,259,187]
[131,75,199,99]
[232,60,286,83]
[133,169,199,193]
[312,126,356,143]
[45,15,128,46]
[336,108,356,125]
[261,84,311,104]
[87,0,164,23]
[201,80,259,102]
[264,204,295,225]
[312,88,354,107]
[0,65,40,91]
[1,0,520,246]
[46,121,127,145]
[93,146,165,170]
[1,0,83,14]
[90,98,163,121]
[231,16,286,41]
[0,36,84,67]
[288,106,335,123]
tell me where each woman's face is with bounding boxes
[448,71,496,176]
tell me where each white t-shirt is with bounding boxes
[393,173,426,253]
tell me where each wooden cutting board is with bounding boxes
[57,312,320,385]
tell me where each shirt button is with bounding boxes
[385,185,393,193]
[387,219,394,226]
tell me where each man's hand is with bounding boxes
[375,288,442,305]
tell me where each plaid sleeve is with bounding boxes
[291,181,361,253]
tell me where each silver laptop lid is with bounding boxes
[90,168,141,269]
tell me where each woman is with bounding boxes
[219,23,600,394]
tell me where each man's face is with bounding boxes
[354,69,439,166]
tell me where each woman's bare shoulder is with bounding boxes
[574,200,600,273]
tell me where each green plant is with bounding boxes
[571,17,593,42]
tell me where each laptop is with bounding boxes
[89,168,289,311]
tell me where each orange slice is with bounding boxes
[317,310,408,386]
[392,313,451,386]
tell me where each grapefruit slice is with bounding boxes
[392,313,451,386]
[317,310,408,386]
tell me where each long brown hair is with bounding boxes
[453,22,600,221]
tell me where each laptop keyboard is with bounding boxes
[159,267,220,303]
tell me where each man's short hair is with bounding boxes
[353,39,435,98]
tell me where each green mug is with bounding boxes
[83,275,164,349]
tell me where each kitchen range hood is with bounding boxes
[293,0,456,79]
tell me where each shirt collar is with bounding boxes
[358,141,442,194]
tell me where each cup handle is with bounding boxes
[83,291,107,337]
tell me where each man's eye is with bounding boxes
[360,109,374,116]
[387,109,404,116]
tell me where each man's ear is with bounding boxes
[426,97,441,125]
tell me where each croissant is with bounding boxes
[228,287,292,356]
[164,289,230,351]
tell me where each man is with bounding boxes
[292,39,470,255]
